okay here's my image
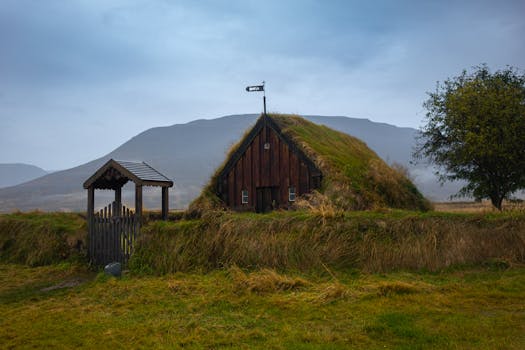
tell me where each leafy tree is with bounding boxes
[414,65,525,210]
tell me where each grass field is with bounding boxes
[1,263,524,349]
[1,210,524,348]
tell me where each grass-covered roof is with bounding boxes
[190,114,430,213]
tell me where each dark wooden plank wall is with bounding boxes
[222,125,316,210]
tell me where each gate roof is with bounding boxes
[83,159,173,190]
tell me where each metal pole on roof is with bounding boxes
[246,81,266,116]
[263,82,267,116]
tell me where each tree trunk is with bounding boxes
[490,195,504,211]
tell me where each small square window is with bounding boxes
[288,186,296,202]
[241,190,249,204]
[264,142,270,150]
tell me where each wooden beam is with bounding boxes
[115,187,122,217]
[162,187,169,220]
[141,180,174,187]
[135,184,143,226]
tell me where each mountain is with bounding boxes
[0,163,48,189]
[0,114,455,213]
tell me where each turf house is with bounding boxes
[192,114,430,213]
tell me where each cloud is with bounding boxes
[0,0,524,169]
[0,1,152,87]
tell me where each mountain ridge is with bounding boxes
[0,163,48,189]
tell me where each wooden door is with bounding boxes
[256,187,279,213]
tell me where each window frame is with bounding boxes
[288,186,296,202]
[241,189,249,204]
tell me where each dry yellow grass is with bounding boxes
[229,266,309,294]
[434,200,525,213]
[132,210,525,274]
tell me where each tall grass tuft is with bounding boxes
[130,212,361,274]
[229,266,309,294]
[358,216,525,272]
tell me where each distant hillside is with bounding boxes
[0,115,456,212]
[0,163,48,189]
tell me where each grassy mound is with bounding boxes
[189,114,430,215]
[273,115,430,211]
[2,211,524,275]
[130,210,525,274]
[0,212,87,266]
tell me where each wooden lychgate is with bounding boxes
[83,159,173,266]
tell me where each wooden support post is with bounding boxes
[135,184,143,226]
[87,186,95,222]
[87,186,95,262]
[115,187,122,217]
[162,187,169,220]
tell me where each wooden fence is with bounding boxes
[88,201,138,266]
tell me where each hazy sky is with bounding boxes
[1,0,524,170]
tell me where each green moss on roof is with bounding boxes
[190,114,430,213]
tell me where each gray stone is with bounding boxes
[104,262,122,277]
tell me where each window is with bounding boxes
[264,142,271,150]
[241,190,249,204]
[288,186,296,202]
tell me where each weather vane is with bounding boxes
[245,81,266,116]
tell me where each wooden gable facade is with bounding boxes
[216,115,322,212]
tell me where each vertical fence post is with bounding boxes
[104,205,109,265]
[111,201,116,263]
